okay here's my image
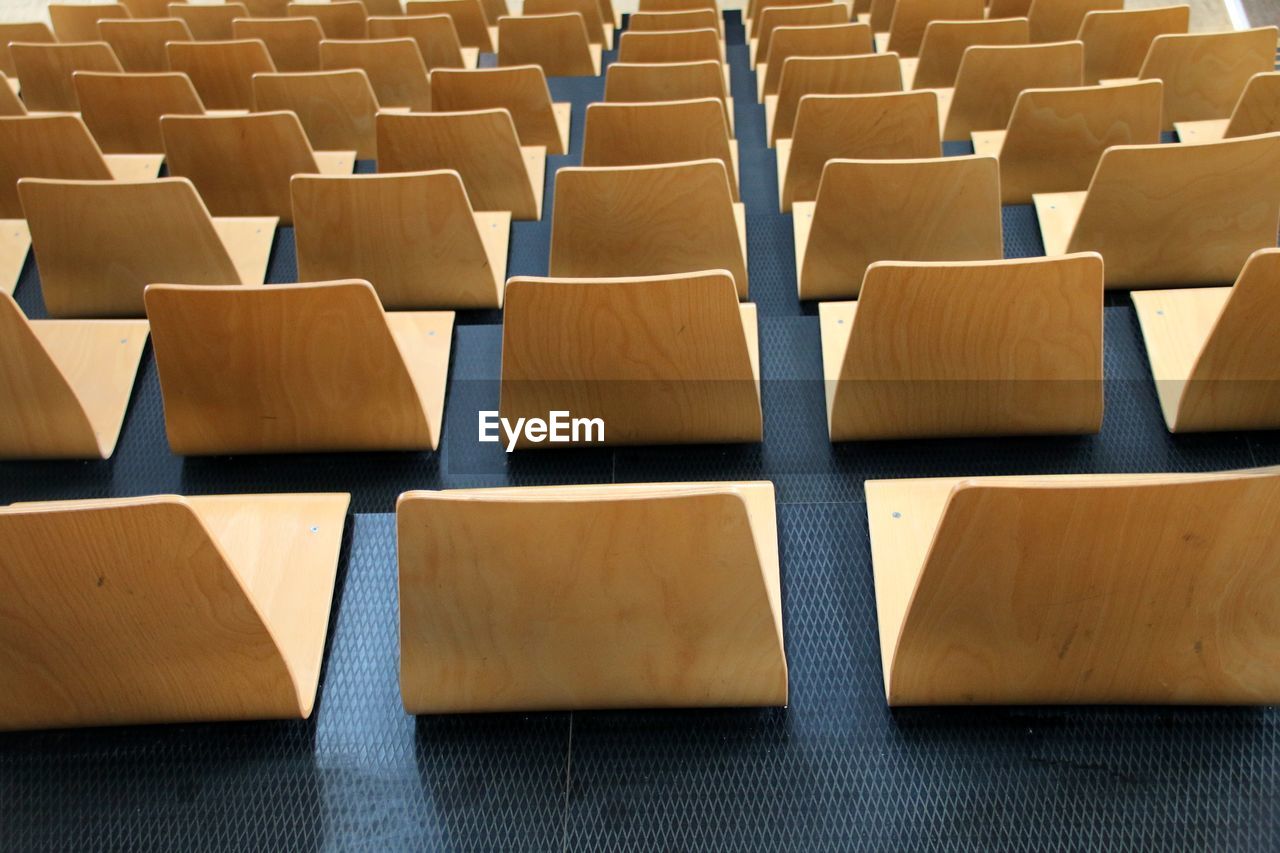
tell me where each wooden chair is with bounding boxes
[74,71,228,155]
[1026,0,1119,44]
[523,0,613,49]
[243,0,291,15]
[751,0,828,37]
[795,154,1003,300]
[0,293,148,458]
[292,170,509,309]
[1176,72,1280,143]
[479,0,511,25]
[630,9,722,36]
[937,40,1084,140]
[0,24,55,78]
[496,13,600,77]
[430,66,569,154]
[778,90,939,212]
[98,18,193,73]
[10,42,123,112]
[0,114,163,218]
[1035,133,1280,290]
[0,82,26,118]
[618,27,722,66]
[767,52,903,146]
[405,0,494,52]
[861,0,894,31]
[499,272,761,447]
[168,2,251,41]
[166,38,277,110]
[551,160,747,297]
[320,38,431,111]
[972,80,1162,205]
[641,0,718,11]
[820,254,1104,441]
[145,280,453,453]
[902,16,1029,90]
[377,109,545,220]
[49,3,131,43]
[1133,249,1280,433]
[864,466,1280,705]
[253,70,382,159]
[604,60,734,135]
[232,16,325,72]
[368,14,478,71]
[583,99,739,200]
[984,0,1031,16]
[162,111,355,222]
[18,177,277,318]
[757,23,875,102]
[121,0,175,15]
[363,0,410,14]
[876,0,983,59]
[399,481,786,712]
[750,3,846,68]
[1078,5,1189,85]
[287,1,368,38]
[0,492,349,729]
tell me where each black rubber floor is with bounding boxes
[2,13,1279,850]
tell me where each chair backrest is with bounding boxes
[97,17,193,73]
[74,71,207,154]
[232,16,325,72]
[19,177,244,317]
[1066,133,1280,288]
[145,280,447,453]
[583,99,738,199]
[320,37,431,110]
[616,27,721,63]
[122,0,174,16]
[772,52,903,145]
[640,0,718,11]
[0,115,112,218]
[49,3,131,43]
[910,17,1029,90]
[167,38,277,110]
[430,66,564,153]
[243,0,291,15]
[0,80,26,117]
[10,42,123,112]
[944,40,1084,139]
[1138,27,1279,130]
[551,160,748,297]
[367,14,468,70]
[168,2,251,40]
[1078,5,1189,85]
[828,254,1104,441]
[292,170,504,309]
[398,481,786,712]
[604,58,727,108]
[377,109,539,218]
[523,0,608,46]
[1225,72,1280,139]
[755,3,847,66]
[782,90,940,211]
[0,23,55,78]
[755,0,830,22]
[885,0,982,58]
[497,13,596,76]
[799,155,1003,300]
[253,69,381,159]
[985,0,1031,15]
[404,0,493,51]
[479,0,511,25]
[629,9,720,33]
[1026,0,1120,44]
[363,0,410,14]
[500,271,761,446]
[286,0,368,38]
[760,23,874,98]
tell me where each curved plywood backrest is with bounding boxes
[368,15,467,71]
[0,80,26,117]
[145,280,451,453]
[0,115,112,218]
[1078,5,1189,85]
[253,70,380,159]
[399,482,785,713]
[286,1,367,38]
[551,160,748,298]
[990,80,1163,204]
[169,2,250,40]
[524,0,608,46]
[98,18,194,73]
[761,23,874,98]
[49,3,131,43]
[162,110,320,221]
[405,0,493,51]
[986,0,1032,15]
[1067,133,1280,288]
[376,109,540,219]
[497,13,597,77]
[480,0,512,25]
[885,0,983,59]
[945,40,1083,139]
[630,9,721,34]
[782,90,939,210]
[1026,0,1120,44]
[292,170,505,309]
[756,3,848,66]
[244,0,291,15]
[1225,72,1280,139]
[1138,27,1278,130]
[320,37,431,111]
[866,467,1280,705]
[582,99,738,199]
[167,38,277,110]
[0,24,55,78]
[604,57,726,104]
[0,492,349,729]
[19,177,243,318]
[74,71,206,155]
[825,254,1104,441]
[430,66,564,154]
[232,16,326,72]
[123,0,174,16]
[617,27,721,63]
[641,0,718,12]
[10,42,123,112]
[798,155,1002,300]
[910,17,1029,90]
[771,52,902,144]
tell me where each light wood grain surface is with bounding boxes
[604,59,734,132]
[1079,6,1189,84]
[752,3,847,67]
[1177,72,1280,141]
[883,0,983,58]
[1133,27,1278,130]
[49,2,128,41]
[169,2,248,40]
[98,18,193,74]
[252,69,382,159]
[287,0,367,38]
[497,13,601,75]
[768,49,900,144]
[525,0,613,47]
[941,40,1084,139]
[11,41,121,111]
[431,65,570,154]
[1028,0,1123,43]
[757,22,873,100]
[234,16,325,73]
[904,17,1028,90]
[407,0,495,50]
[368,14,476,71]
[167,38,277,110]
[321,37,432,111]
[75,71,217,155]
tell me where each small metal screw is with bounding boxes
[836,319,844,325]
[892,512,902,519]
[310,526,319,533]
[1157,310,1165,316]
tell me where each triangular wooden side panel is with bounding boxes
[398,482,786,713]
[0,492,349,730]
[866,467,1280,705]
